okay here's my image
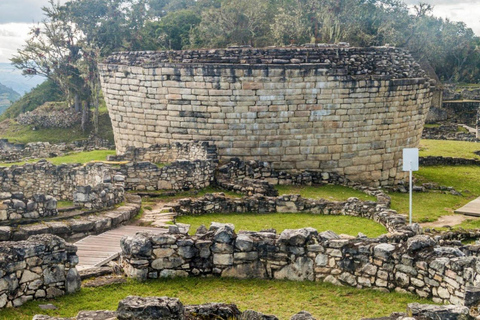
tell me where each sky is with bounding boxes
[0,0,479,64]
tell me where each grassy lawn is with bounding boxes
[275,185,376,202]
[0,277,434,320]
[0,150,116,167]
[0,109,114,145]
[419,139,480,160]
[176,213,386,237]
[389,165,480,223]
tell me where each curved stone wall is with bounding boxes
[99,46,433,186]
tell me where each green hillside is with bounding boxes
[0,83,20,115]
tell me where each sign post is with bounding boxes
[402,148,419,224]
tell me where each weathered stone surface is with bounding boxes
[291,311,316,320]
[407,303,471,320]
[185,303,241,320]
[117,296,185,320]
[406,235,436,252]
[274,257,314,281]
[222,261,267,279]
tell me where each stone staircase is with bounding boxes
[139,201,177,227]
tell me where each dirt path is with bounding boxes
[420,214,480,228]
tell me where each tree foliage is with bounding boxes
[10,0,480,125]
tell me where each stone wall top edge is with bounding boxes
[106,45,406,57]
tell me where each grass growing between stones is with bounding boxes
[176,213,386,237]
[0,277,435,320]
[389,166,480,223]
[0,150,116,167]
[275,185,376,202]
[419,139,480,160]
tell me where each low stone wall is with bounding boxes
[172,193,404,234]
[420,156,480,167]
[121,226,479,306]
[0,195,141,242]
[16,108,81,129]
[421,124,477,141]
[32,295,476,320]
[121,160,216,191]
[0,139,114,163]
[108,141,218,163]
[0,192,57,221]
[218,158,347,186]
[0,234,80,308]
[0,161,115,200]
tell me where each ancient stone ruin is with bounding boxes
[99,46,434,186]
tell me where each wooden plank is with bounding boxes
[455,196,480,216]
[74,225,167,269]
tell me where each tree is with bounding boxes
[190,0,271,48]
[11,0,85,106]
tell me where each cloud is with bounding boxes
[402,0,480,36]
[0,0,67,24]
[0,23,34,63]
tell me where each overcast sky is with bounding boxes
[0,0,479,63]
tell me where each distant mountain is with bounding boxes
[0,63,44,95]
[0,83,20,115]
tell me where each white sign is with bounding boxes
[402,148,419,172]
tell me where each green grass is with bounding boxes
[275,185,376,202]
[57,201,74,208]
[0,109,114,145]
[423,124,440,128]
[419,139,480,160]
[0,150,116,167]
[176,212,386,237]
[389,165,480,223]
[0,277,434,320]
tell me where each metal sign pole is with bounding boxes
[403,149,418,225]
[409,163,413,225]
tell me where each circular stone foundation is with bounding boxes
[99,46,433,186]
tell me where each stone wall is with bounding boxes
[121,226,478,306]
[0,195,141,242]
[73,182,125,210]
[420,156,480,167]
[108,141,217,163]
[17,108,81,128]
[0,234,80,308]
[0,139,114,163]
[120,160,216,191]
[421,124,477,141]
[171,193,402,233]
[99,46,433,187]
[0,161,115,200]
[0,192,57,222]
[32,295,477,320]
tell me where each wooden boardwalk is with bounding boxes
[74,225,166,270]
[455,196,480,217]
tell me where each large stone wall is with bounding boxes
[121,226,478,306]
[0,234,80,308]
[99,46,433,186]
